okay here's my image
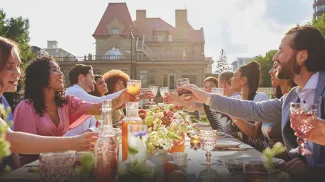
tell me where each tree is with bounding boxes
[250,50,277,87]
[214,49,232,74]
[0,9,35,110]
[308,14,325,37]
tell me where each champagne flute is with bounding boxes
[176,78,192,99]
[290,102,318,156]
[127,80,141,96]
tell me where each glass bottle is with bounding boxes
[121,102,143,161]
[94,100,119,182]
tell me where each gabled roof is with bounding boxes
[93,3,204,43]
[93,3,134,37]
[133,18,174,36]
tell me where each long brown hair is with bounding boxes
[0,37,19,86]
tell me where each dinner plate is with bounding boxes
[225,157,285,173]
[214,141,241,149]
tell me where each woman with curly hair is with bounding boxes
[14,57,134,136]
[103,69,153,127]
[89,75,109,97]
[0,37,96,171]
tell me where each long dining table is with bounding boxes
[1,135,280,182]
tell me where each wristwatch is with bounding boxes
[204,93,213,106]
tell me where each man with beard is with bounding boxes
[174,26,325,181]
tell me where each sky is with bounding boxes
[1,0,313,71]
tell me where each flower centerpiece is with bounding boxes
[142,104,191,154]
[118,130,156,182]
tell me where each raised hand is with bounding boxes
[178,84,209,103]
[294,117,325,146]
[164,92,186,106]
[138,90,155,100]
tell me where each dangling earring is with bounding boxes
[240,87,244,100]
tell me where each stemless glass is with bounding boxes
[199,129,217,165]
[40,152,76,182]
[127,80,141,96]
[290,102,318,156]
[176,78,192,99]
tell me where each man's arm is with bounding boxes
[209,94,282,123]
[66,89,123,104]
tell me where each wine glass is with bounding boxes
[176,78,192,99]
[212,88,224,96]
[127,80,141,96]
[160,87,170,103]
[290,102,318,156]
[199,129,217,165]
[148,86,158,105]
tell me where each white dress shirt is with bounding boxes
[64,84,121,136]
[296,72,319,105]
[65,84,122,104]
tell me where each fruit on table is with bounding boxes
[163,161,180,175]
[166,170,186,182]
[138,109,147,120]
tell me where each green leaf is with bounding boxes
[128,146,139,155]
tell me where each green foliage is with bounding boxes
[73,153,94,182]
[0,104,12,164]
[0,9,35,109]
[250,50,277,87]
[262,142,290,182]
[309,14,325,37]
[190,114,209,124]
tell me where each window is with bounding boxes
[112,28,120,35]
[94,70,101,74]
[316,5,325,12]
[139,70,156,87]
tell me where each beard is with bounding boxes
[276,51,301,80]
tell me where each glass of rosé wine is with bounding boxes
[127,80,141,96]
[290,103,318,156]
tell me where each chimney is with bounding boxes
[47,41,58,49]
[136,10,146,36]
[136,10,146,21]
[175,9,187,29]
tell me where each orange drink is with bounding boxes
[127,80,141,96]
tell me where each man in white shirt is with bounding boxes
[64,64,121,136]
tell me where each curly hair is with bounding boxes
[89,75,103,97]
[24,56,68,116]
[103,69,130,94]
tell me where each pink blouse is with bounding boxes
[13,95,92,136]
